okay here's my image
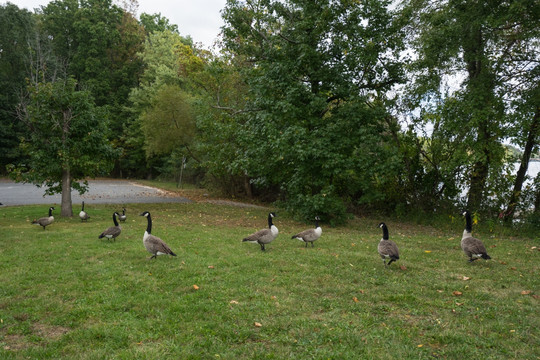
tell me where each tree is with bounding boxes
[0,3,35,174]
[139,12,179,35]
[127,29,202,178]
[221,0,405,222]
[401,0,540,213]
[39,0,146,177]
[140,84,196,157]
[11,78,117,216]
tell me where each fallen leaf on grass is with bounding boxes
[353,297,359,303]
[192,284,200,290]
[400,265,407,270]
[208,265,214,269]
[417,344,423,348]
[229,300,239,305]
[424,250,432,253]
[532,295,540,299]
[461,276,471,281]
[254,322,262,327]
[452,291,463,296]
[521,290,532,295]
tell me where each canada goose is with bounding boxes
[291,216,322,247]
[139,211,176,259]
[79,201,90,222]
[32,206,55,230]
[461,210,491,262]
[98,212,122,241]
[242,212,278,251]
[377,222,400,266]
[118,208,127,222]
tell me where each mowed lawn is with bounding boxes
[0,202,538,359]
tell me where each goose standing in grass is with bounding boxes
[291,216,322,248]
[79,201,90,222]
[32,206,55,230]
[118,208,127,222]
[98,212,122,241]
[242,212,278,251]
[139,211,177,259]
[461,210,491,262]
[377,222,400,266]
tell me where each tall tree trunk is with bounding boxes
[503,107,540,224]
[61,166,73,217]
[463,23,498,211]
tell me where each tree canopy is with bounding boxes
[2,0,540,226]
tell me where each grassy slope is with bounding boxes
[0,200,538,359]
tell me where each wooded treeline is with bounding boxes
[1,0,539,225]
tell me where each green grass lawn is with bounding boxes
[0,201,538,359]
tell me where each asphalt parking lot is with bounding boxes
[0,179,191,206]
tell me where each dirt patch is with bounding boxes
[3,334,27,351]
[1,323,70,352]
[32,323,70,340]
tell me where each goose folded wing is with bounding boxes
[463,237,487,254]
[146,235,174,254]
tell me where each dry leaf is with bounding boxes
[254,322,262,327]
[532,295,540,299]
[192,284,200,290]
[521,290,532,295]
[462,276,471,281]
[208,265,214,269]
[417,344,423,348]
[437,290,443,293]
[452,291,463,296]
[424,250,432,253]
[229,300,239,305]
[353,297,359,303]
[456,302,464,306]
[400,265,407,270]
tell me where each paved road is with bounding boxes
[0,179,191,206]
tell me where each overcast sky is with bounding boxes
[8,0,227,49]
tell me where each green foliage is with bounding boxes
[39,0,146,176]
[140,84,196,157]
[220,0,406,222]
[10,78,118,194]
[401,0,540,213]
[0,3,35,174]
[139,12,179,35]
